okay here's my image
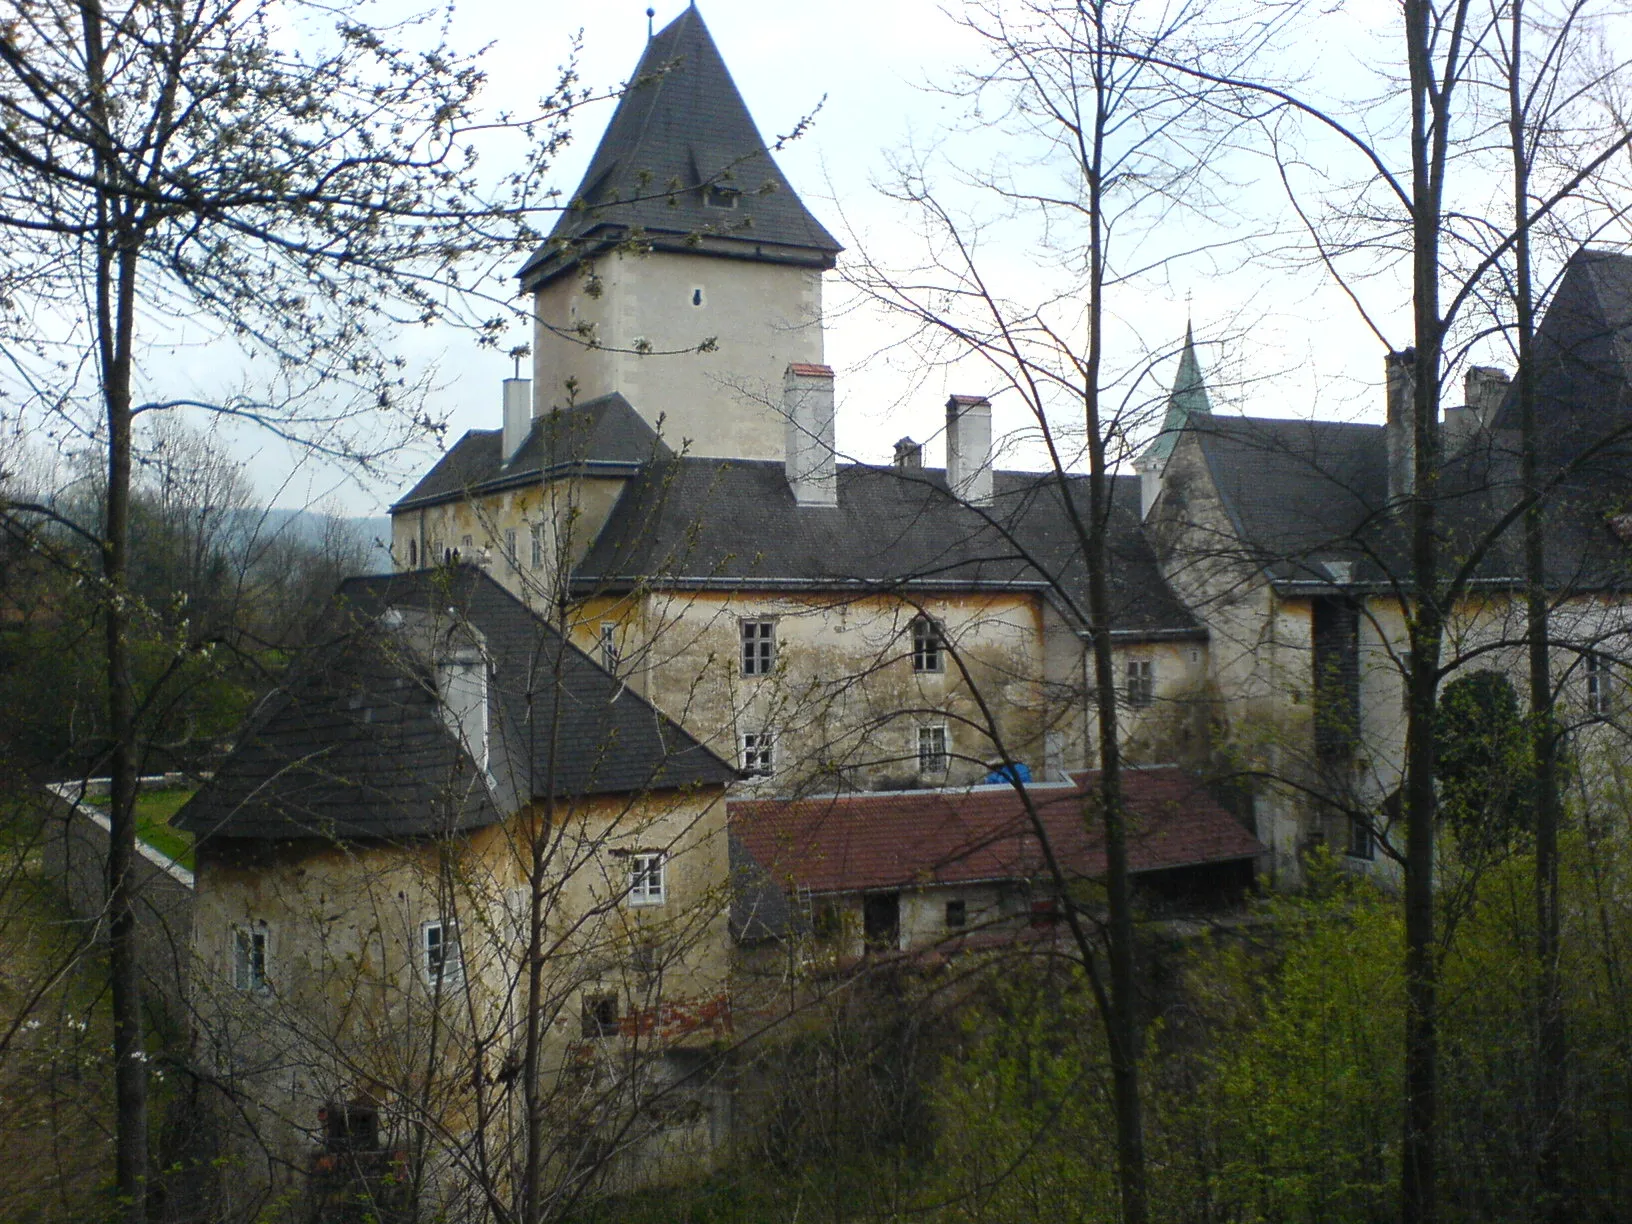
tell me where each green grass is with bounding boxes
[133,789,195,871]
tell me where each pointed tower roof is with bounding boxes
[519,6,843,291]
[1139,323,1213,471]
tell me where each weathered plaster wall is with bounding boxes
[532,250,825,461]
[567,589,1046,793]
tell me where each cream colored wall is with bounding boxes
[567,589,1045,793]
[391,476,628,612]
[532,250,825,461]
[190,785,731,1197]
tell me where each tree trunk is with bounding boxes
[1511,6,1567,1209]
[84,0,150,1211]
[1402,2,1448,1219]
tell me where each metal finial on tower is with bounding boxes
[647,7,655,37]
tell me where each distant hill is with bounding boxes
[224,509,393,573]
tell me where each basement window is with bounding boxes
[231,922,269,993]
[918,724,949,774]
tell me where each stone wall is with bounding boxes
[40,781,195,1016]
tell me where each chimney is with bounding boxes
[784,363,838,507]
[1385,349,1416,502]
[1465,365,1511,426]
[893,437,922,470]
[945,394,993,506]
[502,377,532,464]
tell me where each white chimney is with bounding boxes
[945,394,993,506]
[502,377,532,465]
[784,363,838,507]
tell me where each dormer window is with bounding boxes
[705,184,740,209]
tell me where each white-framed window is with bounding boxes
[504,528,518,567]
[600,623,620,672]
[628,851,666,906]
[741,731,776,778]
[422,919,463,988]
[741,619,775,676]
[918,724,948,773]
[530,526,543,568]
[231,922,269,993]
[1125,658,1155,708]
[1587,652,1612,717]
[911,616,944,673]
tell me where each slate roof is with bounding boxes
[176,566,735,843]
[572,459,1203,637]
[729,766,1262,899]
[518,6,841,291]
[393,394,669,511]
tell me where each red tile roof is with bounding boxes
[730,767,1262,896]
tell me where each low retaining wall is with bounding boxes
[41,781,196,1015]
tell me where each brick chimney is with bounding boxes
[1386,349,1416,502]
[945,394,993,506]
[502,377,532,464]
[784,363,838,507]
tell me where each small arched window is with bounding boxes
[408,538,418,568]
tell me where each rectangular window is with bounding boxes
[600,623,620,671]
[1126,658,1155,708]
[504,528,518,567]
[741,731,776,778]
[740,619,775,676]
[628,851,665,906]
[423,919,463,987]
[582,991,620,1039]
[530,526,543,568]
[918,724,948,773]
[232,924,268,993]
[944,899,967,930]
[1347,815,1375,861]
[1587,652,1611,717]
[912,616,944,673]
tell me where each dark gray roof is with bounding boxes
[392,394,669,511]
[1490,248,1632,478]
[572,458,1202,637]
[518,6,841,291]
[176,567,735,843]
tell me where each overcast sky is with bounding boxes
[132,0,1626,515]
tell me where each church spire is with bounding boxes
[519,6,841,291]
[1139,321,1213,472]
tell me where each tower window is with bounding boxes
[691,287,705,307]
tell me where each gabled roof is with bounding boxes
[519,6,841,291]
[392,394,669,512]
[176,566,735,843]
[729,766,1262,898]
[571,458,1203,637]
[1139,323,1214,472]
[1491,248,1632,476]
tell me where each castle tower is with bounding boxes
[518,6,842,460]
[1136,322,1213,517]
